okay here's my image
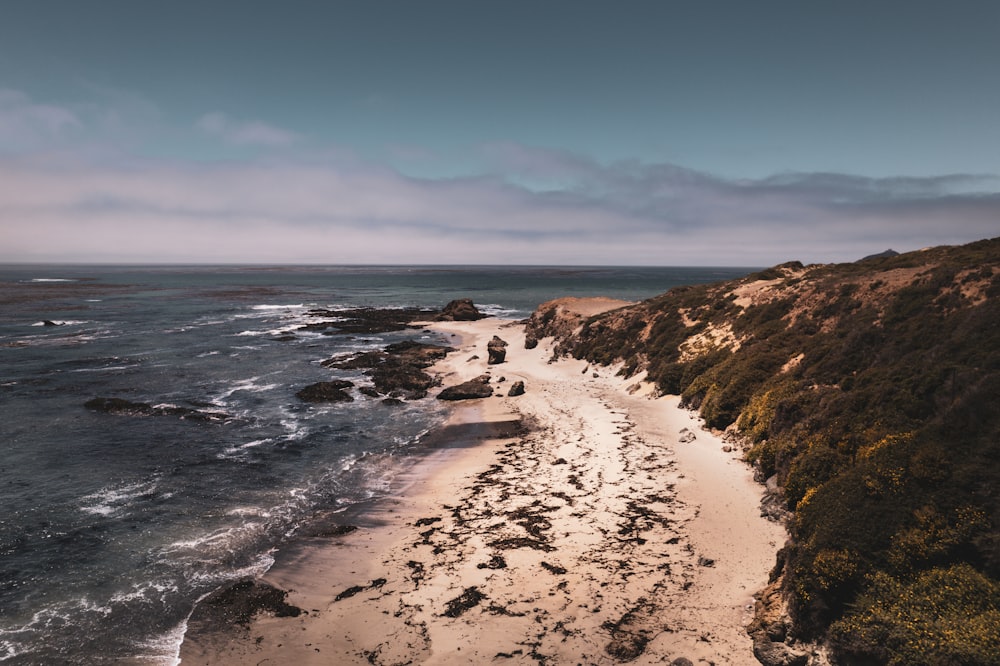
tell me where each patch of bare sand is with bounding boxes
[179,317,785,665]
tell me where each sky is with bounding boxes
[1,1,998,266]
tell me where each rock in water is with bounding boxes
[436,298,486,321]
[507,380,526,396]
[487,335,508,364]
[437,375,494,400]
[84,397,230,421]
[295,380,355,402]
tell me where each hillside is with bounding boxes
[525,238,1000,665]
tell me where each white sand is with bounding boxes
[180,311,786,665]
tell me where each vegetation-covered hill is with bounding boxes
[526,238,1000,665]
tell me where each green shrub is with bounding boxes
[829,564,1000,666]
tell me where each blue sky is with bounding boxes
[1,1,998,265]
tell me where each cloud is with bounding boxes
[197,112,300,147]
[2,142,998,266]
[0,89,82,152]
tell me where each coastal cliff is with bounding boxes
[526,238,1000,665]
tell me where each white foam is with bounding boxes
[79,479,158,517]
[250,304,306,311]
[31,319,91,327]
[478,303,522,318]
[214,377,281,402]
[218,438,272,459]
[29,278,76,282]
[130,618,187,666]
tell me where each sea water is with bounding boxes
[0,265,752,664]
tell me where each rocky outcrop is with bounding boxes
[299,307,434,335]
[487,335,508,364]
[186,578,301,633]
[323,341,455,400]
[507,380,525,397]
[437,375,494,401]
[84,397,230,421]
[295,380,354,403]
[748,577,809,666]
[436,298,486,321]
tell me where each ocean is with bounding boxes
[0,265,753,665]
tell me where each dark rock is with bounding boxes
[487,335,508,365]
[369,363,437,399]
[436,298,486,321]
[359,386,382,398]
[381,397,404,406]
[671,659,694,666]
[507,380,526,397]
[188,578,301,632]
[299,306,433,335]
[524,332,539,349]
[323,341,454,400]
[270,334,297,342]
[42,320,63,327]
[437,375,494,401]
[295,380,355,403]
[84,397,230,421]
[752,641,809,666]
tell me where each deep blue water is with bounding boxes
[0,265,753,664]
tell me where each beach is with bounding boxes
[179,303,786,665]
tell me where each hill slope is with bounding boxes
[526,238,1000,665]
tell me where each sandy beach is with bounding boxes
[180,306,786,665]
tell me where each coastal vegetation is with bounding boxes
[526,238,1000,665]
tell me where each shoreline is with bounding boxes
[179,309,786,665]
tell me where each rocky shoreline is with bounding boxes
[179,299,786,665]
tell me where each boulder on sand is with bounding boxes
[507,380,526,397]
[487,335,508,365]
[437,375,494,401]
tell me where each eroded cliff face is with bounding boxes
[526,238,1000,665]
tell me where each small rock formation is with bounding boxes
[84,397,230,421]
[436,298,486,321]
[507,380,526,397]
[295,380,355,403]
[524,332,539,349]
[487,335,508,364]
[323,340,455,400]
[678,428,696,443]
[748,578,811,666]
[186,578,301,632]
[42,320,63,327]
[299,306,433,334]
[437,375,494,401]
